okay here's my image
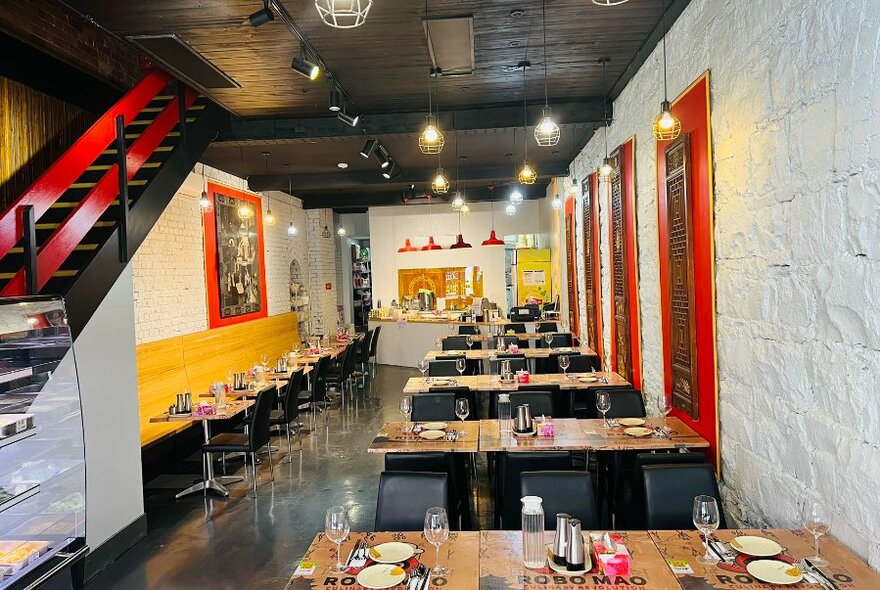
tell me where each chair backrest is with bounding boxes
[369,325,381,356]
[490,354,527,374]
[458,324,481,335]
[384,452,449,473]
[248,386,276,452]
[618,451,707,529]
[505,323,527,334]
[509,391,554,417]
[537,333,574,348]
[359,330,373,358]
[603,388,646,419]
[311,355,330,401]
[442,336,468,351]
[428,360,461,377]
[536,322,558,333]
[521,471,600,530]
[375,471,448,531]
[643,464,727,529]
[496,335,520,349]
[550,353,595,373]
[282,368,305,421]
[428,386,476,420]
[343,342,357,375]
[412,392,456,421]
[498,451,572,528]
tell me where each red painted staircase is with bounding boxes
[0,69,225,335]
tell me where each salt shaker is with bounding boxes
[565,518,586,571]
[552,513,571,567]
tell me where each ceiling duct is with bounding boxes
[423,16,475,77]
[127,34,239,91]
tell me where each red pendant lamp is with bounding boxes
[449,211,472,249]
[482,196,505,246]
[422,194,443,250]
[398,238,417,253]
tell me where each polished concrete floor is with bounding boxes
[86,365,472,590]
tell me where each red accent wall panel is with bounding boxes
[564,195,579,337]
[587,172,604,362]
[656,72,719,467]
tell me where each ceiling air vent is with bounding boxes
[423,16,475,77]
[126,34,239,90]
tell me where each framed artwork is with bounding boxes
[203,182,268,329]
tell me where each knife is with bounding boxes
[420,566,432,590]
[344,539,361,568]
[804,559,840,590]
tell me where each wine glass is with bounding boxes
[226,368,234,389]
[803,500,830,566]
[466,335,475,350]
[544,332,554,349]
[399,396,413,432]
[455,398,469,422]
[417,359,429,382]
[260,354,269,369]
[559,355,570,376]
[692,496,721,564]
[596,391,612,427]
[325,506,350,571]
[424,507,450,575]
[658,396,672,420]
[456,357,467,377]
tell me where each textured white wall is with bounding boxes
[307,208,339,337]
[562,0,880,567]
[131,164,310,344]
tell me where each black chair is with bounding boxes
[615,452,707,529]
[203,385,275,496]
[536,322,558,333]
[458,325,481,335]
[442,336,469,351]
[643,464,727,529]
[490,354,527,374]
[429,360,463,377]
[299,355,330,425]
[536,333,574,348]
[510,307,539,321]
[369,325,382,370]
[547,353,597,374]
[521,471,600,530]
[494,335,520,349]
[505,323,527,335]
[571,384,631,419]
[497,451,573,528]
[412,392,456,421]
[327,342,357,395]
[375,471,448,531]
[604,388,646,419]
[508,391,554,417]
[429,387,477,421]
[269,369,304,460]
[384,453,465,529]
[355,329,373,380]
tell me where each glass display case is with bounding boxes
[0,296,86,590]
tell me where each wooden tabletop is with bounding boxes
[149,399,253,423]
[425,346,596,361]
[479,530,683,589]
[403,373,629,394]
[479,418,590,452]
[368,421,480,453]
[651,529,880,589]
[284,531,480,590]
[199,379,286,399]
[441,332,567,342]
[581,417,710,451]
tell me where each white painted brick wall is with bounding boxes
[562,0,880,567]
[132,164,311,344]
[306,209,339,337]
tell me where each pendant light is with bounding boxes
[198,163,212,212]
[237,146,254,219]
[508,137,524,205]
[449,210,472,249]
[262,152,276,225]
[285,164,298,236]
[551,195,562,210]
[315,0,372,29]
[598,58,613,178]
[398,196,417,252]
[419,69,445,154]
[505,203,517,216]
[450,133,465,210]
[652,1,681,141]
[482,190,505,246]
[534,0,560,147]
[422,195,442,250]
[518,63,537,184]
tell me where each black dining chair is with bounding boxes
[375,471,448,531]
[429,387,477,421]
[509,391,554,417]
[269,368,304,461]
[548,353,596,374]
[429,360,463,377]
[603,388,646,419]
[536,322,558,333]
[571,384,631,419]
[384,453,465,529]
[458,324,481,335]
[412,392,456,421]
[442,336,469,351]
[521,471,600,530]
[536,333,574,348]
[355,329,373,378]
[504,323,527,335]
[496,451,573,528]
[643,464,727,529]
[494,335,520,349]
[369,326,382,371]
[327,342,356,396]
[203,385,275,497]
[489,353,527,374]
[299,355,330,426]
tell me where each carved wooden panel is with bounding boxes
[665,135,699,419]
[609,149,632,382]
[581,177,599,354]
[564,212,577,332]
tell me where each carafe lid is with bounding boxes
[521,495,543,510]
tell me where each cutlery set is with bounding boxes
[652,426,672,439]
[445,430,461,441]
[344,539,369,569]
[796,558,841,590]
[405,564,431,590]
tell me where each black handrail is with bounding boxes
[115,114,129,263]
[21,205,37,295]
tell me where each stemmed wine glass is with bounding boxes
[466,334,475,350]
[456,357,467,377]
[544,333,554,349]
[260,354,269,369]
[417,359,430,382]
[399,396,413,432]
[424,507,450,575]
[455,398,469,422]
[596,391,612,427]
[325,506,350,571]
[692,496,721,564]
[658,396,672,421]
[803,500,830,566]
[558,355,570,377]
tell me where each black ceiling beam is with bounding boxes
[301,182,550,210]
[215,98,608,143]
[247,163,570,192]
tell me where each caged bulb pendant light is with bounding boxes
[285,165,298,236]
[419,66,445,154]
[198,163,212,212]
[652,1,681,141]
[315,0,372,29]
[431,150,450,194]
[534,0,560,147]
[518,63,538,185]
[262,152,276,226]
[598,58,614,178]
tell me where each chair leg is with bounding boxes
[221,452,226,475]
[251,453,258,497]
[286,424,293,458]
[267,443,274,480]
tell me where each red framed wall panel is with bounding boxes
[564,195,579,337]
[581,172,604,362]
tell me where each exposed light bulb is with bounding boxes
[659,111,675,129]
[337,226,347,237]
[198,191,212,212]
[238,205,253,219]
[264,209,276,226]
[534,107,561,147]
[424,126,439,142]
[652,100,682,140]
[510,189,524,205]
[451,192,464,210]
[551,196,562,210]
[287,222,298,236]
[419,114,445,154]
[460,204,470,214]
[505,203,517,216]
[431,170,449,194]
[599,157,613,178]
[518,162,537,185]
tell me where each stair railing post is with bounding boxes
[176,80,188,174]
[115,114,130,263]
[21,205,37,295]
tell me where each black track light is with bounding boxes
[376,145,390,168]
[330,85,344,112]
[247,1,274,26]
[382,161,398,179]
[360,139,378,158]
[337,108,359,127]
[292,55,320,80]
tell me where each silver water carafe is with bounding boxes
[552,513,571,566]
[565,518,586,571]
[514,404,533,433]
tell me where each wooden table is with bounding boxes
[285,531,480,590]
[479,530,683,589]
[651,528,880,589]
[425,346,596,361]
[149,400,254,498]
[199,379,287,399]
[404,373,629,394]
[582,417,710,451]
[368,421,480,453]
[479,418,591,452]
[441,332,564,342]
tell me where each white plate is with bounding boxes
[421,422,447,430]
[745,560,804,585]
[546,544,592,575]
[431,378,454,385]
[618,418,646,427]
[419,430,446,440]
[356,564,407,589]
[578,376,599,383]
[623,427,653,437]
[730,536,783,557]
[368,542,416,564]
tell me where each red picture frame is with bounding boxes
[203,182,268,329]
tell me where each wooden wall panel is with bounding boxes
[581,173,603,361]
[136,312,302,447]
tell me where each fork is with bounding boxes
[795,559,831,589]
